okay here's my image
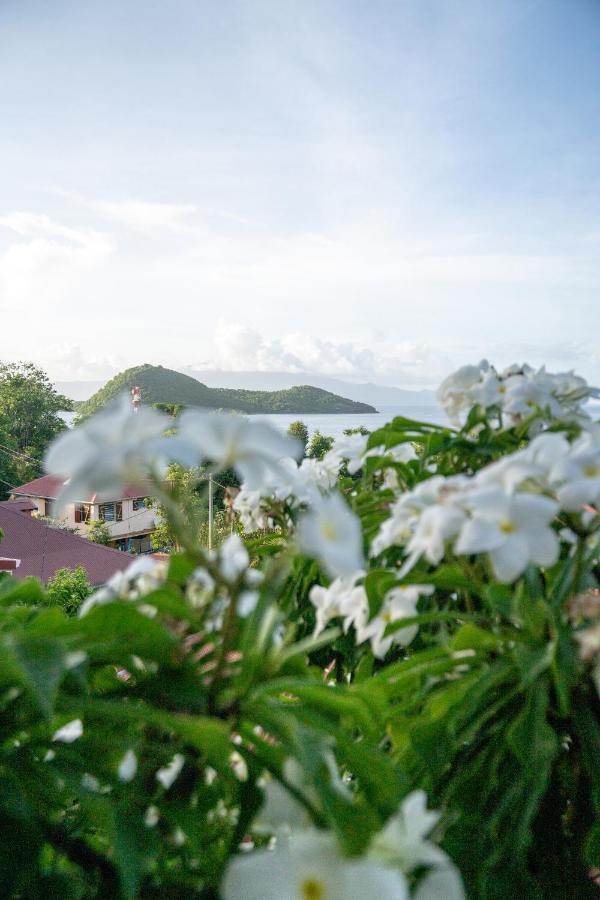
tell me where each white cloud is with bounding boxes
[90,199,198,231]
[0,212,114,309]
[202,321,453,386]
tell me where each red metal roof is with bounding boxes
[10,474,152,503]
[0,502,134,585]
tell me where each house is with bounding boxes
[9,474,157,553]
[0,501,136,584]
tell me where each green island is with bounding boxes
[74,363,377,417]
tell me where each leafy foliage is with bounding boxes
[287,420,309,455]
[45,566,93,616]
[87,520,113,546]
[0,361,72,488]
[307,430,335,460]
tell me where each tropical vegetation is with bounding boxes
[1,360,600,897]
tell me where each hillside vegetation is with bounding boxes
[75,364,377,417]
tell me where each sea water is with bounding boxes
[253,402,449,441]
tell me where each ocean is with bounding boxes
[253,402,449,440]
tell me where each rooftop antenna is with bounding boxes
[131,386,141,413]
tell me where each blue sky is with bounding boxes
[0,0,599,386]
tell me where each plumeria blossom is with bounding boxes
[455,488,559,582]
[356,585,433,659]
[371,791,463,897]
[45,394,170,509]
[547,431,600,511]
[309,572,367,637]
[297,492,364,578]
[437,361,490,425]
[79,556,167,616]
[437,360,599,429]
[223,830,409,900]
[223,790,463,900]
[296,455,342,497]
[173,410,302,490]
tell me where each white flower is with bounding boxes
[437,361,488,425]
[501,371,562,420]
[400,504,466,576]
[118,749,138,782]
[309,572,367,636]
[219,533,250,582]
[356,585,433,658]
[547,433,600,511]
[45,394,169,509]
[52,718,83,743]
[455,487,559,582]
[222,829,408,900]
[296,455,341,497]
[156,753,185,790]
[413,866,465,900]
[79,557,166,616]
[238,590,259,617]
[174,411,301,490]
[298,492,364,578]
[234,488,271,533]
[327,433,370,475]
[371,790,446,871]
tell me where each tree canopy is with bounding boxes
[0,361,72,491]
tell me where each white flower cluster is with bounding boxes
[438,360,598,428]
[223,786,464,900]
[189,533,264,617]
[232,434,417,579]
[79,556,168,617]
[310,574,432,658]
[372,429,600,583]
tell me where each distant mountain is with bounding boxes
[75,364,377,418]
[185,370,436,406]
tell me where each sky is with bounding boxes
[0,0,598,388]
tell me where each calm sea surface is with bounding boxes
[253,402,449,440]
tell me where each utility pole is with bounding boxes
[208,474,213,551]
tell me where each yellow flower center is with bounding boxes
[301,877,325,900]
[499,520,515,534]
[320,521,338,541]
[584,465,599,478]
[381,610,392,623]
[498,385,506,394]
[526,399,535,407]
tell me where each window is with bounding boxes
[74,503,91,524]
[45,499,55,518]
[132,497,147,511]
[99,502,122,523]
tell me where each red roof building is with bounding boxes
[0,501,134,585]
[9,476,157,555]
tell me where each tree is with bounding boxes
[0,421,18,500]
[44,566,93,616]
[307,430,334,460]
[287,420,309,455]
[87,519,112,546]
[0,362,73,484]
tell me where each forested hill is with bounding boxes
[75,365,377,417]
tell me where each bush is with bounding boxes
[1,359,600,898]
[45,565,93,616]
